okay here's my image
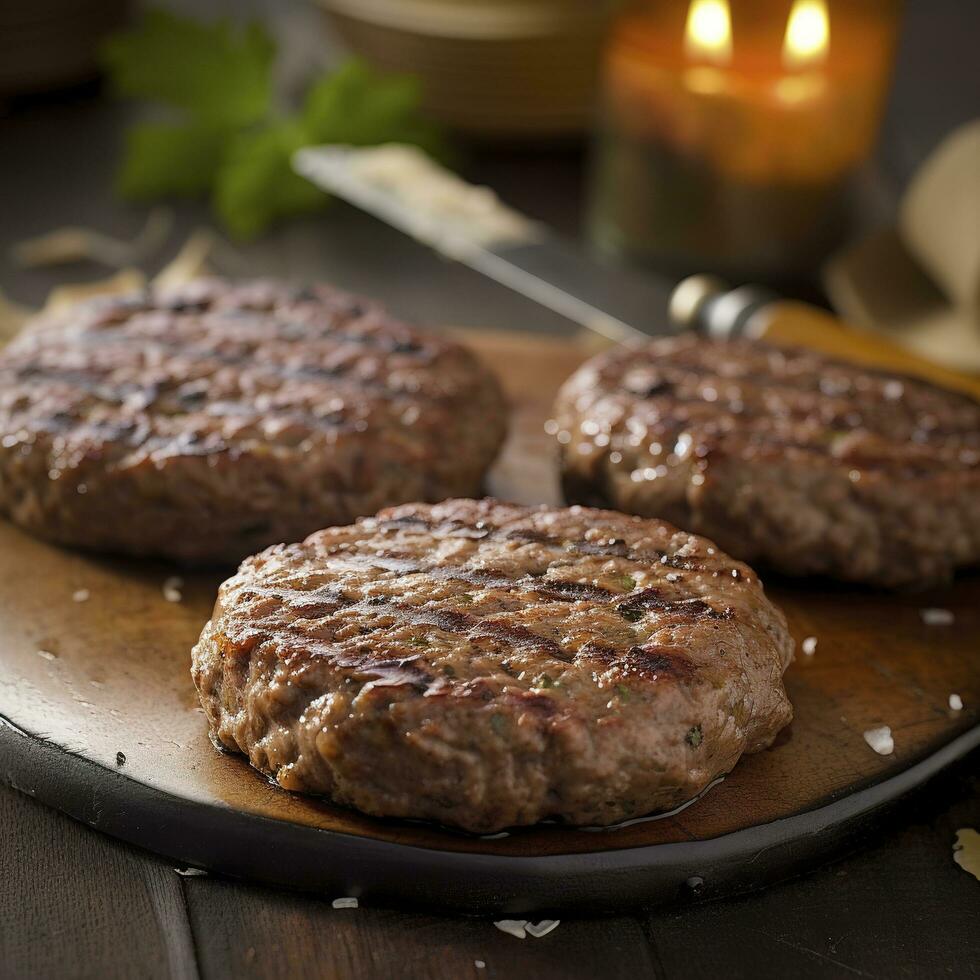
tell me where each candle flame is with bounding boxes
[783,0,830,69]
[685,0,733,65]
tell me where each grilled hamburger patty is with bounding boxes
[555,336,980,588]
[192,499,793,832]
[0,279,506,563]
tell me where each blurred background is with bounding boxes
[1,0,978,350]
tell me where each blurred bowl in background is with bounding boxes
[318,0,616,139]
[0,0,128,98]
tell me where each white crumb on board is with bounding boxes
[801,636,817,656]
[475,961,486,970]
[920,608,954,626]
[163,576,184,603]
[949,693,963,711]
[72,588,90,602]
[493,919,560,939]
[863,726,894,755]
[331,897,359,909]
[36,649,57,661]
[174,867,207,877]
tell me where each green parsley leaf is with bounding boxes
[685,725,703,748]
[103,11,448,238]
[214,60,448,238]
[102,9,274,126]
[302,60,448,160]
[117,121,231,199]
[621,574,636,592]
[214,120,328,240]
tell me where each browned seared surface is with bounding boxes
[192,499,793,832]
[555,337,980,588]
[0,279,506,563]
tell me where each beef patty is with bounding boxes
[555,336,980,588]
[0,279,506,563]
[192,498,793,832]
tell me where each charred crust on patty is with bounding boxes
[191,498,793,832]
[554,336,980,588]
[0,278,507,563]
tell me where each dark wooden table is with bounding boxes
[2,2,979,976]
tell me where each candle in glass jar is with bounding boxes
[589,0,900,283]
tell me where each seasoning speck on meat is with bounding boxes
[192,499,794,832]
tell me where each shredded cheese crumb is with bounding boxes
[331,897,359,909]
[163,576,184,603]
[949,693,964,711]
[921,608,954,626]
[72,588,91,603]
[475,961,486,970]
[525,920,561,938]
[863,726,894,755]
[801,636,817,656]
[953,828,980,881]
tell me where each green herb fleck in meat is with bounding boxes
[685,725,703,748]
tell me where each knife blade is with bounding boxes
[293,144,676,345]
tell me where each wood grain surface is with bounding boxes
[0,328,976,890]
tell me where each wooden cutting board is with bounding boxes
[1,328,977,914]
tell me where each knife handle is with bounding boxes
[670,275,980,400]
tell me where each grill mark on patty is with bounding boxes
[608,359,980,441]
[376,515,705,568]
[2,359,468,459]
[2,295,466,453]
[639,425,975,476]
[45,306,436,360]
[251,571,571,664]
[256,556,731,679]
[297,593,572,664]
[5,353,454,414]
[616,588,732,621]
[604,403,977,470]
[576,640,701,682]
[314,550,621,604]
[673,353,980,413]
[624,644,696,680]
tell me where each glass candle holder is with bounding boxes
[588,0,900,285]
